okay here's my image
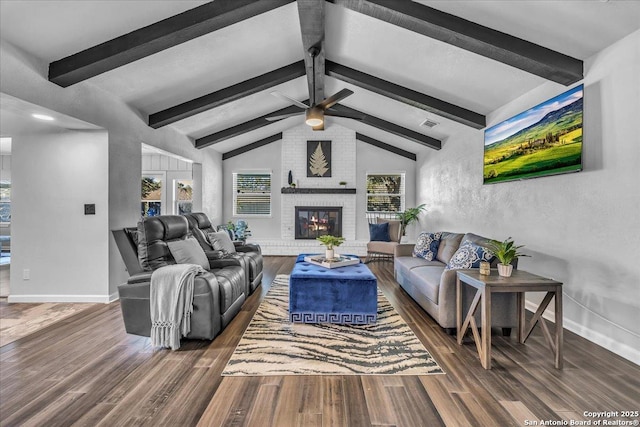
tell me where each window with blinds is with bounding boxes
[366,173,405,212]
[233,172,272,216]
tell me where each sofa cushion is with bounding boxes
[445,240,495,271]
[377,218,401,243]
[413,232,442,260]
[369,222,390,242]
[435,232,465,264]
[407,266,445,304]
[167,237,210,270]
[394,256,445,280]
[207,231,237,254]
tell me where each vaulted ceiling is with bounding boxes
[1,0,639,158]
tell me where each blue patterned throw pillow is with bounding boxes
[445,240,495,270]
[412,232,443,260]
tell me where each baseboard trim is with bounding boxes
[7,294,115,304]
[525,300,640,365]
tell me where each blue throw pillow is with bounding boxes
[369,222,390,242]
[412,232,443,260]
[445,240,495,270]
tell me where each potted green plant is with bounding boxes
[339,181,347,188]
[486,237,530,277]
[316,235,345,260]
[397,204,426,237]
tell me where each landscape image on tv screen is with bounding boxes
[483,84,583,184]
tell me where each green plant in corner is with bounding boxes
[316,235,345,250]
[486,237,530,268]
[397,204,426,236]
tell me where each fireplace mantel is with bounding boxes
[281,187,356,194]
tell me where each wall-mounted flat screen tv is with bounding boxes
[484,84,583,184]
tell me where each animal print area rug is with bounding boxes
[222,275,444,376]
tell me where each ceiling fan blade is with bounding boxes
[324,109,364,120]
[270,91,309,109]
[318,88,354,110]
[265,112,305,121]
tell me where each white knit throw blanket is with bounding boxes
[150,264,205,350]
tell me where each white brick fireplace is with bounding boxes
[253,123,366,255]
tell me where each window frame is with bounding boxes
[365,172,406,213]
[0,179,10,224]
[173,179,193,215]
[233,170,272,217]
[141,172,165,217]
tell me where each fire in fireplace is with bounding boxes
[295,207,342,239]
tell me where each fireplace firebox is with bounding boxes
[295,207,342,239]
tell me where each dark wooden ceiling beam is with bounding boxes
[49,0,294,87]
[222,133,283,160]
[195,101,441,150]
[356,133,416,161]
[327,0,583,85]
[330,104,441,150]
[194,104,305,149]
[326,60,485,129]
[149,61,306,128]
[297,0,325,104]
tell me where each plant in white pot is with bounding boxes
[487,237,530,277]
[316,235,345,260]
[397,204,426,238]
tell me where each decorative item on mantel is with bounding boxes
[486,237,530,277]
[316,235,345,261]
[288,170,293,186]
[339,181,347,188]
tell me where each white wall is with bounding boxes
[222,139,283,238]
[11,130,110,301]
[416,30,640,364]
[0,39,224,299]
[0,155,10,181]
[356,141,416,240]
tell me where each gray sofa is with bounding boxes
[394,232,517,334]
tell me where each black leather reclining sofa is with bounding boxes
[113,215,246,340]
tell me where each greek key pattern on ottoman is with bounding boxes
[290,312,377,324]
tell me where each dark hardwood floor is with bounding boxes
[1,257,638,426]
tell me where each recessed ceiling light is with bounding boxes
[32,113,54,121]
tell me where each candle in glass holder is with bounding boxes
[480,261,491,275]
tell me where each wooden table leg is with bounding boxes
[555,287,564,369]
[517,292,525,343]
[481,287,491,369]
[456,277,463,344]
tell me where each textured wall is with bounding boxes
[416,30,640,363]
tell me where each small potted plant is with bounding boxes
[316,235,345,260]
[339,181,347,188]
[486,237,530,277]
[397,204,426,237]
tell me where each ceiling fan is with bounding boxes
[266,46,363,128]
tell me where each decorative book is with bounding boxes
[303,255,360,269]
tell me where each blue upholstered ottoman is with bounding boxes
[289,254,378,324]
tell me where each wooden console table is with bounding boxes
[456,269,563,370]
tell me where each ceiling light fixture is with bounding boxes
[32,113,54,121]
[305,106,324,127]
